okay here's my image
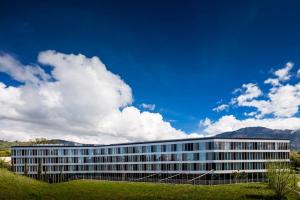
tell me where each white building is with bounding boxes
[11,137,290,184]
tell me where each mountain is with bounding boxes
[1,127,300,151]
[216,127,300,150]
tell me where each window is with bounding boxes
[184,143,193,151]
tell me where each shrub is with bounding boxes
[0,149,11,157]
[266,162,295,200]
[0,158,11,170]
[290,151,300,171]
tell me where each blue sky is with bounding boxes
[1,0,300,143]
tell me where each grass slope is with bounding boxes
[0,169,299,200]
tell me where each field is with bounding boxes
[0,169,299,200]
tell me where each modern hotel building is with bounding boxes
[11,137,290,184]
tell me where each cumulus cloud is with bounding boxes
[212,104,228,112]
[140,103,156,111]
[0,50,191,144]
[202,61,300,135]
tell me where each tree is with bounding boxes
[44,168,47,182]
[232,170,241,183]
[266,162,295,200]
[0,158,10,170]
[37,159,42,180]
[24,161,29,176]
[59,165,63,182]
[11,159,14,172]
[240,171,248,182]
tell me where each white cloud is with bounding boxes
[199,118,212,127]
[244,111,256,117]
[212,104,228,112]
[233,83,262,105]
[233,82,300,118]
[264,62,294,86]
[264,78,279,86]
[274,62,293,81]
[202,61,300,136]
[140,103,156,111]
[267,84,300,117]
[232,88,242,94]
[227,62,300,118]
[0,51,192,144]
[201,115,300,136]
[0,53,50,84]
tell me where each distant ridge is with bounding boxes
[2,127,300,151]
[216,126,300,150]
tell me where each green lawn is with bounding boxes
[0,169,299,200]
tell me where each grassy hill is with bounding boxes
[1,169,299,200]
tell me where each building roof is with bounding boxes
[11,137,290,148]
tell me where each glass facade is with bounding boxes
[11,138,290,183]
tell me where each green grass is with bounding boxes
[0,169,299,200]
